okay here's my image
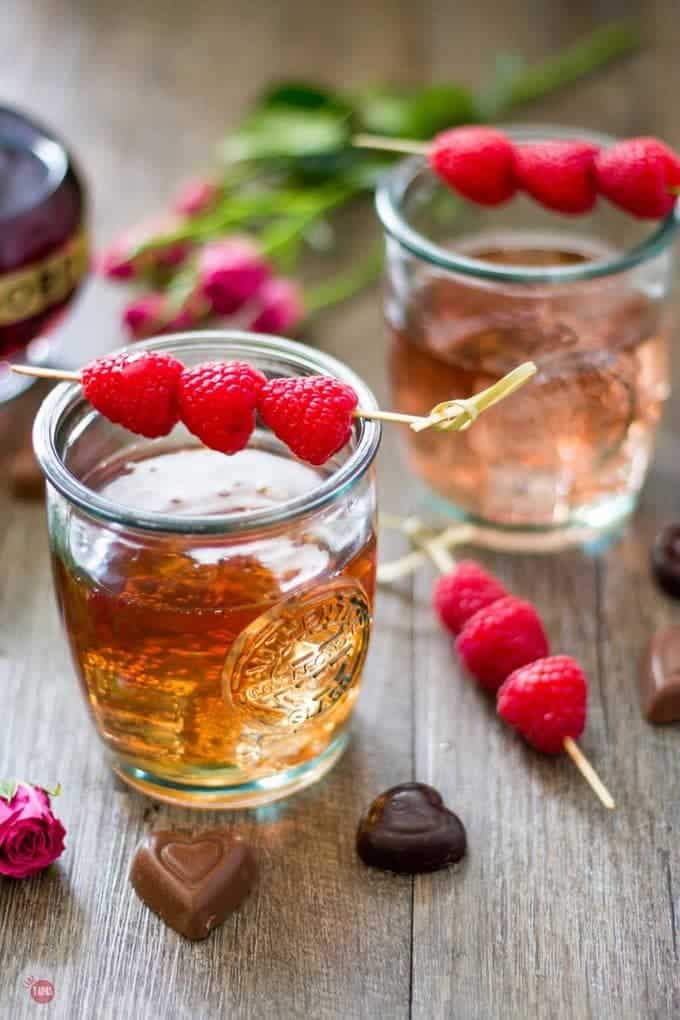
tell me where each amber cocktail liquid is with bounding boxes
[37,334,381,808]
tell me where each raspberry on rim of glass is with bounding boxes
[11,348,535,466]
[355,123,680,219]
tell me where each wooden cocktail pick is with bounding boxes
[382,514,616,810]
[10,361,536,436]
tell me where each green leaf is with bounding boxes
[356,84,478,140]
[258,81,353,117]
[354,87,415,137]
[341,153,395,190]
[404,84,479,137]
[222,107,351,163]
[0,779,18,801]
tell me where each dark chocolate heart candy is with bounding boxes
[130,829,256,941]
[356,782,466,874]
[652,524,680,599]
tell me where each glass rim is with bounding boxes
[33,330,382,535]
[375,123,680,284]
[0,105,69,225]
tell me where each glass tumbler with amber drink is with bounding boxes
[377,127,678,548]
[34,332,380,808]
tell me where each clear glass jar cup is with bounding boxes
[377,126,679,547]
[34,332,381,808]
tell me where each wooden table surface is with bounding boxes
[2,2,680,1018]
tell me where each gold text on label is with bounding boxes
[224,578,371,733]
[0,229,88,326]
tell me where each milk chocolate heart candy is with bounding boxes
[130,828,256,940]
[356,783,467,874]
[640,625,680,724]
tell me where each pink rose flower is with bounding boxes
[198,237,271,315]
[251,278,305,335]
[122,292,167,340]
[0,783,66,880]
[173,177,220,217]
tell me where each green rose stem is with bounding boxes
[378,511,616,811]
[497,19,639,112]
[304,247,384,317]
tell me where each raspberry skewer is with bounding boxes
[386,516,615,808]
[11,358,535,461]
[356,126,680,218]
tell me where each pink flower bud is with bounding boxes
[97,241,138,280]
[174,178,220,217]
[98,216,191,280]
[251,278,305,335]
[156,241,193,269]
[199,238,271,315]
[122,293,167,340]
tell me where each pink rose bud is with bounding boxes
[122,292,167,340]
[199,238,271,315]
[251,278,305,335]
[156,241,193,269]
[173,178,220,217]
[0,782,66,879]
[98,217,191,280]
[97,239,139,280]
[161,292,210,333]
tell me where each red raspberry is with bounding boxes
[81,351,183,438]
[515,140,599,214]
[429,126,516,206]
[432,560,507,635]
[497,655,587,754]
[178,361,266,454]
[595,137,680,219]
[258,375,358,465]
[456,596,549,692]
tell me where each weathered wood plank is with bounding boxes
[3,1,680,1018]
[0,1,423,1017]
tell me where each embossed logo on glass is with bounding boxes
[223,578,371,733]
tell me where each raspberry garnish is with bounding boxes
[429,126,516,206]
[258,375,358,465]
[432,560,507,635]
[595,137,680,219]
[456,596,549,692]
[515,140,599,214]
[81,351,184,438]
[178,360,266,454]
[497,655,587,754]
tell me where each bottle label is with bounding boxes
[0,229,88,326]
[224,578,371,734]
